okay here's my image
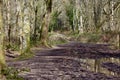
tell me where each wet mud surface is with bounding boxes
[7,42,120,80]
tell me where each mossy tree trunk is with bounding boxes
[33,0,38,43]
[41,0,52,46]
[93,0,102,32]
[6,0,11,47]
[17,0,23,54]
[17,0,30,54]
[75,0,84,33]
[0,0,6,79]
[22,0,30,54]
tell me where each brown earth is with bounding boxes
[7,42,120,80]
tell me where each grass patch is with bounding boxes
[67,32,102,43]
[82,33,101,43]
[48,39,67,46]
[1,67,24,80]
[15,51,34,61]
[48,32,68,46]
[6,44,19,51]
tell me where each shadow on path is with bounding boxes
[7,42,120,80]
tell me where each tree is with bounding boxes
[19,0,30,54]
[0,0,6,79]
[40,0,52,46]
[65,0,75,32]
[16,0,30,54]
[75,0,84,33]
[93,0,103,31]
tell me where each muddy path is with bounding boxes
[7,42,120,80]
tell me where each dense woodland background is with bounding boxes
[0,0,120,79]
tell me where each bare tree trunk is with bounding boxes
[75,0,84,33]
[73,8,76,31]
[111,0,114,31]
[79,16,83,33]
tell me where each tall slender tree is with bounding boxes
[0,0,6,79]
[16,0,30,54]
[19,0,30,54]
[40,0,52,46]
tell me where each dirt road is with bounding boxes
[7,42,120,80]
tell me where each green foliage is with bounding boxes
[30,38,41,47]
[87,33,101,43]
[80,32,101,43]
[68,32,102,43]
[48,38,67,46]
[67,31,80,41]
[0,54,6,68]
[1,67,24,80]
[6,44,19,51]
[49,10,61,32]
[45,0,52,12]
[16,43,34,60]
[65,2,74,31]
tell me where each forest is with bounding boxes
[0,0,120,80]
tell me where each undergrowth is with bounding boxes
[16,51,34,61]
[1,67,24,80]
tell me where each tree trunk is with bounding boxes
[79,16,83,33]
[17,0,30,54]
[111,0,114,31]
[0,0,6,79]
[33,6,38,42]
[6,0,11,46]
[22,1,30,53]
[41,0,52,46]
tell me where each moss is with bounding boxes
[0,51,6,69]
